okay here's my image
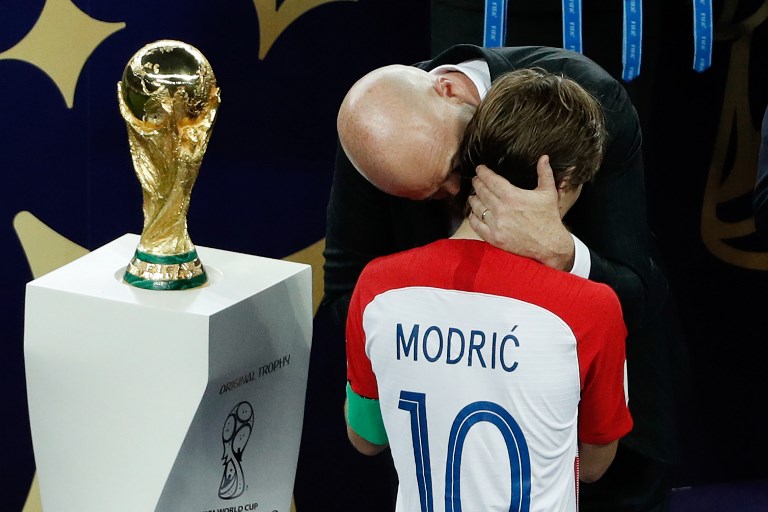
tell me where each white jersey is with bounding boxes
[346,239,632,512]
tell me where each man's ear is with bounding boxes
[435,75,458,98]
[555,166,580,198]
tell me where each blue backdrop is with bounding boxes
[4,1,768,511]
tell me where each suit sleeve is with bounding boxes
[563,67,670,332]
[322,141,396,330]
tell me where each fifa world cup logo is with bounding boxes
[117,39,220,290]
[219,401,255,500]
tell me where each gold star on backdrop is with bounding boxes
[0,0,125,108]
[253,0,356,59]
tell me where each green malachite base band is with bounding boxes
[133,249,198,265]
[123,270,208,290]
[346,382,388,445]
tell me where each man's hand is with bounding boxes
[467,155,576,271]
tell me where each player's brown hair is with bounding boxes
[456,68,606,204]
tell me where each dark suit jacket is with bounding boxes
[322,44,687,463]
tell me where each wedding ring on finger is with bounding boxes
[481,209,490,221]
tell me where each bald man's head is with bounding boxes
[337,65,474,200]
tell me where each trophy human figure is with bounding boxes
[118,39,220,290]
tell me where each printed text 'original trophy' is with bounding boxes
[118,40,220,290]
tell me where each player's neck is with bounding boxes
[449,219,482,241]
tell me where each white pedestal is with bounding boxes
[24,234,312,512]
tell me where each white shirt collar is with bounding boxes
[429,59,492,99]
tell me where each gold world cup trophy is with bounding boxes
[118,40,220,290]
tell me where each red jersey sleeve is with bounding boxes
[576,285,633,445]
[345,266,380,400]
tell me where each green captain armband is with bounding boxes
[346,382,388,446]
